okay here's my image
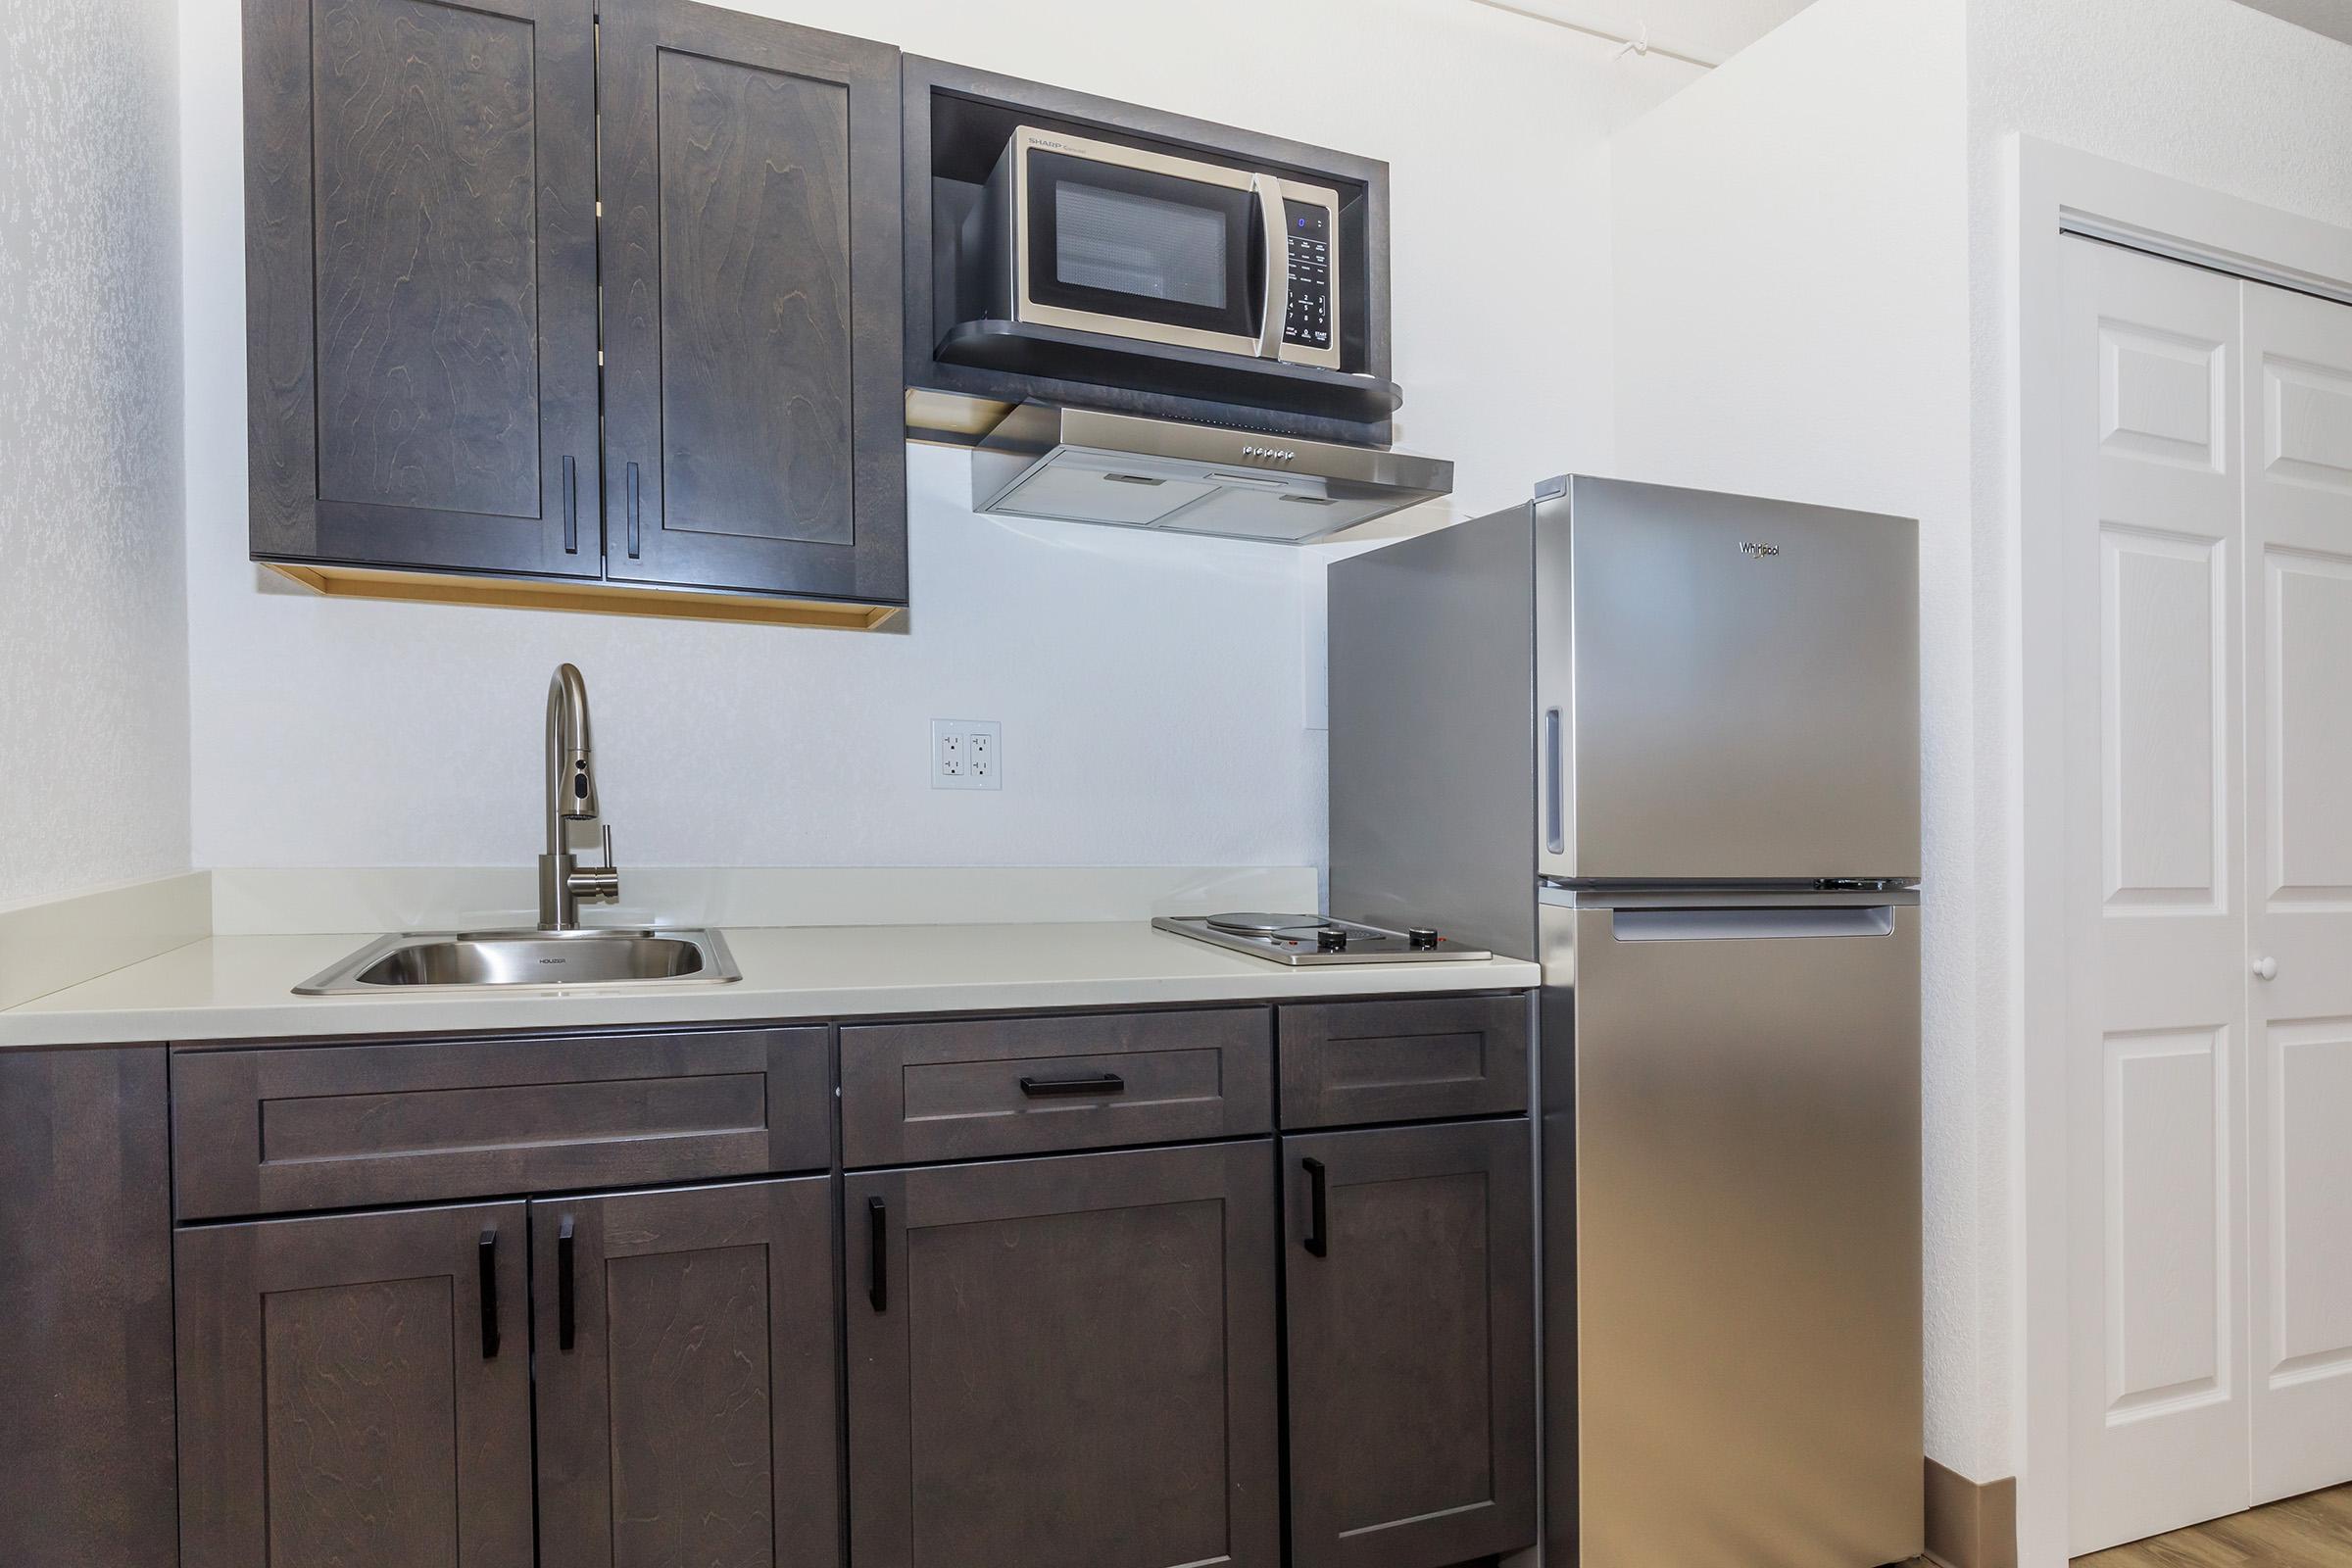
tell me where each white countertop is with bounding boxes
[0,922,1541,1049]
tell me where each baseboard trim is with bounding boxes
[1926,1458,2018,1568]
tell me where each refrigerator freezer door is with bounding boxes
[1537,477,1921,882]
[1545,898,1923,1568]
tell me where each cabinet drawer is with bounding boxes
[172,1028,830,1219]
[840,1008,1271,1166]
[1277,994,1530,1129]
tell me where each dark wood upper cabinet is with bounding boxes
[532,1178,842,1568]
[1282,1119,1538,1568]
[174,1200,537,1568]
[601,0,906,606]
[845,1141,1283,1568]
[243,0,906,622]
[243,0,600,578]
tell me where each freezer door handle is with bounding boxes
[1610,906,1897,942]
[1544,707,1565,856]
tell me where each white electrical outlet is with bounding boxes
[932,719,1003,790]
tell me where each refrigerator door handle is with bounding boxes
[1544,707,1565,856]
[1610,906,1897,942]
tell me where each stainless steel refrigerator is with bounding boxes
[1328,475,1923,1568]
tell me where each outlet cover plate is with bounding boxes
[932,719,1003,791]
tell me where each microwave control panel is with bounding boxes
[1282,199,1333,352]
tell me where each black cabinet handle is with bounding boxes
[1018,1073,1127,1099]
[562,455,577,554]
[1301,1157,1329,1257]
[625,462,641,559]
[478,1228,501,1358]
[867,1197,888,1313]
[557,1216,576,1351]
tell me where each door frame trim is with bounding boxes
[2012,136,2352,1568]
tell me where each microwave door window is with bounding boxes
[1055,183,1228,308]
[1025,151,1260,345]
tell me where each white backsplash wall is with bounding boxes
[190,449,1330,869]
[174,0,1696,873]
[0,0,187,907]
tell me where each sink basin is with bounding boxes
[294,928,741,996]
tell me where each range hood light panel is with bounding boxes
[970,405,1453,544]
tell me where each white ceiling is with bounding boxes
[1478,0,2352,67]
[1468,0,1815,68]
[2230,0,2352,46]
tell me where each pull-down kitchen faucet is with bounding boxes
[538,662,621,930]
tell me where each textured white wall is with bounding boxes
[175,0,1698,872]
[0,0,187,907]
[1609,0,1982,1474]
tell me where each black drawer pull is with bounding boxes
[1301,1157,1329,1257]
[1018,1073,1127,1099]
[557,1216,576,1351]
[478,1228,501,1358]
[868,1196,888,1313]
[625,462,641,558]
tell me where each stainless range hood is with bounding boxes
[969,405,1453,543]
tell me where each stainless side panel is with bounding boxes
[1538,905,1582,1567]
[1549,898,1924,1568]
[1540,477,1921,881]
[1328,504,1539,960]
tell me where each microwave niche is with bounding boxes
[967,126,1341,370]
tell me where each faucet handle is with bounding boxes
[565,826,621,906]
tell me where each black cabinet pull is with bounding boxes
[562,455,577,554]
[1301,1157,1329,1257]
[625,462,641,559]
[1018,1072,1127,1099]
[557,1216,576,1351]
[478,1228,501,1358]
[867,1197,888,1312]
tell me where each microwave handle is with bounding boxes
[1252,175,1287,360]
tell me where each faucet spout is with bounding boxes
[538,663,621,930]
[547,662,598,828]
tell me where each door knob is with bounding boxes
[2253,956,2278,981]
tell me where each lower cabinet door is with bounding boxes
[1283,1119,1538,1568]
[174,1200,535,1568]
[532,1177,842,1568]
[845,1141,1282,1568]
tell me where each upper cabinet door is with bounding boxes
[600,2,907,606]
[243,0,600,576]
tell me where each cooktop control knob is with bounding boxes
[1407,927,1441,950]
[1317,928,1348,953]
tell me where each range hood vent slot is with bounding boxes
[969,405,1453,544]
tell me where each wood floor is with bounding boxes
[2073,1486,2352,1567]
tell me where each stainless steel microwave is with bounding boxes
[972,126,1343,370]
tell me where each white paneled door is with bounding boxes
[2063,237,2352,1554]
[2063,235,2250,1558]
[2242,278,2352,1509]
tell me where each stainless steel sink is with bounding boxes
[294,928,741,996]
